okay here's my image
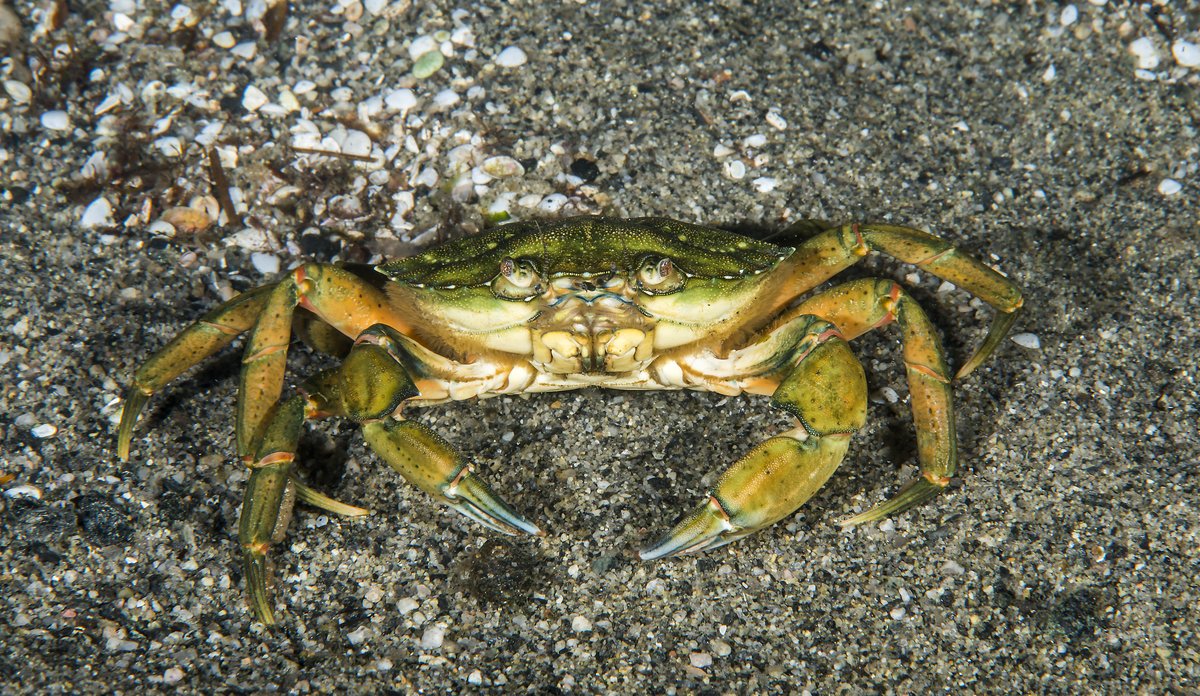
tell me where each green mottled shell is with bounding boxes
[377,216,793,288]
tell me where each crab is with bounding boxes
[117,216,1022,623]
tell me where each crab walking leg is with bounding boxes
[238,395,304,624]
[773,222,1024,378]
[117,284,275,460]
[792,279,958,525]
[641,320,866,560]
[318,326,542,537]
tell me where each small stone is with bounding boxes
[32,423,58,438]
[765,110,788,131]
[4,79,32,104]
[1174,40,1200,68]
[724,160,747,180]
[1059,5,1077,26]
[420,625,445,649]
[1042,64,1056,82]
[710,639,732,657]
[385,88,417,112]
[363,0,386,14]
[941,559,966,575]
[571,615,592,633]
[742,133,767,148]
[341,129,373,158]
[482,156,525,178]
[412,50,444,79]
[397,597,419,614]
[432,89,460,109]
[212,31,235,49]
[752,176,777,193]
[41,110,71,131]
[1010,332,1041,350]
[162,667,184,684]
[890,606,906,620]
[495,46,528,68]
[538,193,569,213]
[242,85,268,112]
[250,252,280,275]
[408,35,438,59]
[230,41,257,60]
[1128,37,1160,70]
[346,625,369,645]
[80,196,115,229]
[689,652,712,668]
[1158,178,1182,196]
[468,670,483,685]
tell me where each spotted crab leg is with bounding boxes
[791,278,958,525]
[771,221,1024,379]
[641,317,866,560]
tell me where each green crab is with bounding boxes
[117,216,1022,623]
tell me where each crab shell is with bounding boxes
[117,216,1023,624]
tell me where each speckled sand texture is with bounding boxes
[2,1,1198,692]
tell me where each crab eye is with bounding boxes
[636,256,684,295]
[493,257,543,299]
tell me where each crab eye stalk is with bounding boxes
[493,257,543,300]
[635,256,685,295]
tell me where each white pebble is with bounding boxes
[1059,5,1077,26]
[397,597,419,614]
[433,89,460,109]
[408,35,438,60]
[495,46,528,68]
[941,559,966,575]
[752,176,777,193]
[154,136,184,157]
[32,423,58,438]
[689,652,712,668]
[242,85,268,112]
[890,606,906,620]
[765,110,788,131]
[346,626,369,645]
[1158,178,1182,196]
[230,41,257,60]
[742,133,767,148]
[724,159,747,180]
[538,193,569,213]
[482,156,525,178]
[468,670,483,685]
[1128,37,1160,70]
[1174,40,1200,68]
[420,625,445,649]
[1010,332,1041,350]
[710,639,732,657]
[250,252,280,275]
[712,143,734,158]
[80,196,115,229]
[162,667,184,684]
[571,615,592,633]
[293,80,316,95]
[341,129,373,158]
[1042,64,1056,82]
[212,31,235,49]
[4,79,32,105]
[363,0,386,15]
[41,110,71,131]
[4,485,42,501]
[384,88,417,112]
[226,227,272,251]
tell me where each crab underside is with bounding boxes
[117,216,1023,623]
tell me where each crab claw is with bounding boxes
[362,419,543,537]
[640,433,850,560]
